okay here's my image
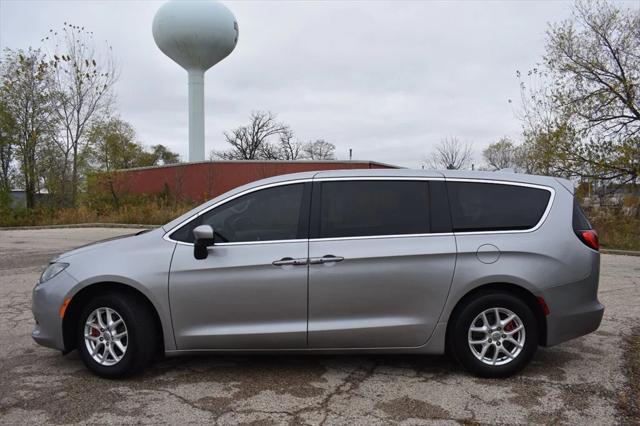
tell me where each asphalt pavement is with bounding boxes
[0,227,638,425]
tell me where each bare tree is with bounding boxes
[278,128,304,160]
[427,137,473,170]
[46,23,118,205]
[0,48,57,208]
[303,139,336,160]
[216,111,288,160]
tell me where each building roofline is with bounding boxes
[114,159,401,172]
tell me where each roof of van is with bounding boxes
[312,168,572,190]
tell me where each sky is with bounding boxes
[0,0,607,168]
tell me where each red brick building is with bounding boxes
[101,160,398,203]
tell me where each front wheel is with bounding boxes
[449,292,538,378]
[77,292,157,378]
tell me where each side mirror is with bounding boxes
[193,225,215,260]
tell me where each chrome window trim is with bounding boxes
[163,176,556,246]
[162,179,312,246]
[309,232,454,243]
[316,176,445,182]
[445,178,555,236]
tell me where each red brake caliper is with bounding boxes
[504,321,516,332]
[90,326,100,337]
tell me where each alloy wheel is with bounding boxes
[467,307,525,366]
[83,307,128,366]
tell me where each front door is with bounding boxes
[169,182,311,350]
[307,179,456,348]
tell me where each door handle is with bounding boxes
[272,257,308,266]
[309,255,345,265]
[321,255,344,263]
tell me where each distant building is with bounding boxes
[95,160,399,203]
[8,190,50,209]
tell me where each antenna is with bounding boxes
[153,0,238,162]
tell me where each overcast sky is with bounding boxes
[0,0,616,168]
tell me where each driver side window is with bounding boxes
[171,183,306,244]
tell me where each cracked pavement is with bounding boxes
[0,227,638,425]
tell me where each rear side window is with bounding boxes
[572,198,592,231]
[447,182,551,232]
[317,180,430,238]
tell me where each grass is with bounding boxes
[590,214,640,251]
[0,203,193,228]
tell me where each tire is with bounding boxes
[449,292,538,378]
[77,292,157,378]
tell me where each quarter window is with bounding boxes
[447,182,551,232]
[317,180,430,238]
[171,183,305,243]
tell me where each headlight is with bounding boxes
[39,262,69,284]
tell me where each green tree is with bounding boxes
[0,48,57,208]
[483,137,517,171]
[518,0,640,187]
[86,118,153,171]
[0,99,17,192]
[85,118,179,207]
[151,144,180,165]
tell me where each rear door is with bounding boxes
[307,178,457,348]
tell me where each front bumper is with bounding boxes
[32,270,78,351]
[543,273,604,346]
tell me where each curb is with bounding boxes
[601,249,640,257]
[0,223,158,231]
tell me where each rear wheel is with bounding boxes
[450,292,538,378]
[77,292,157,378]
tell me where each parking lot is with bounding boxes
[0,227,638,425]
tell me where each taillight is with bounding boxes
[576,229,599,251]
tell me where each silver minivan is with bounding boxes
[32,169,604,378]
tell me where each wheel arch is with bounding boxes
[445,282,547,348]
[62,282,165,355]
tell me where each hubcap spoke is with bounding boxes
[468,307,526,366]
[505,337,523,349]
[96,310,106,329]
[91,341,103,356]
[505,324,524,335]
[501,314,516,328]
[481,312,490,328]
[106,309,114,327]
[479,343,490,359]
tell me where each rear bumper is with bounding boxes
[542,272,604,346]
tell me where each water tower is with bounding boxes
[152,0,238,162]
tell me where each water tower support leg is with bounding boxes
[188,70,205,162]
